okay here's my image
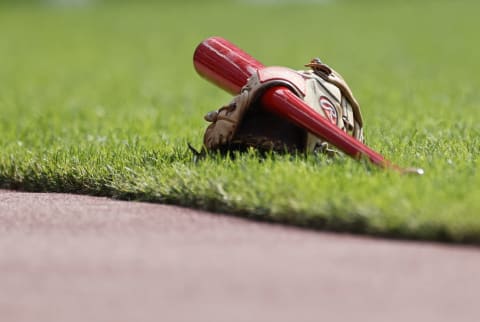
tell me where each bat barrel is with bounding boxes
[193,37,265,95]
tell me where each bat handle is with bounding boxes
[261,86,424,175]
[193,37,265,95]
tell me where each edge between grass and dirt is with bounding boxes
[0,147,480,244]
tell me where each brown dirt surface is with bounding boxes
[0,190,479,322]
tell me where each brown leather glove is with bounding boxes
[202,59,364,154]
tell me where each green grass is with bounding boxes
[0,0,479,243]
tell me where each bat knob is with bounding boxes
[402,167,425,176]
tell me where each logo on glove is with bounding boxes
[319,96,338,125]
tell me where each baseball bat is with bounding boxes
[193,36,422,174]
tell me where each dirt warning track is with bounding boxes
[0,190,479,322]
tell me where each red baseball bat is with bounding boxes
[194,37,422,174]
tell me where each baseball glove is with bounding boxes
[201,58,364,156]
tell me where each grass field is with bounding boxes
[0,0,479,243]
